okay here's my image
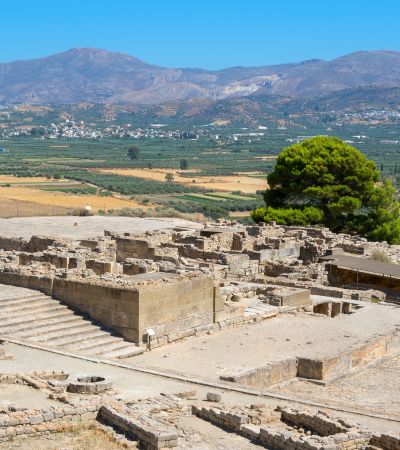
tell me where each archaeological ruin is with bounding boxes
[0,216,399,448]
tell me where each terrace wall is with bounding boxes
[0,271,218,345]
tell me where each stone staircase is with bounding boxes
[0,288,143,360]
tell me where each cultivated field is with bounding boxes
[0,175,151,215]
[0,198,69,218]
[97,168,267,194]
[0,175,53,184]
[0,186,148,212]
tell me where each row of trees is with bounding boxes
[252,136,400,244]
[127,146,189,170]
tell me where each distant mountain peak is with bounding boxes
[1,48,400,105]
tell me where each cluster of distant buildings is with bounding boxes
[337,108,400,124]
[0,119,201,140]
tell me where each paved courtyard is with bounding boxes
[0,216,199,240]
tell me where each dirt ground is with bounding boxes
[131,304,400,380]
[177,415,264,449]
[1,339,399,434]
[0,384,57,409]
[0,425,124,450]
[0,215,200,239]
[270,353,400,418]
[97,168,267,194]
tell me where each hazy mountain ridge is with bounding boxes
[1,48,400,105]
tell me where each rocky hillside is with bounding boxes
[1,48,400,105]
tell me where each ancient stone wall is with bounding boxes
[99,405,178,449]
[137,277,220,343]
[0,269,218,345]
[52,278,140,342]
[370,432,400,450]
[116,238,156,262]
[192,404,373,449]
[220,358,298,387]
[297,328,400,381]
[221,328,400,386]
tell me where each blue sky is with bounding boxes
[2,0,400,69]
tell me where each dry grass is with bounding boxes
[0,186,151,213]
[0,198,69,217]
[97,168,267,194]
[229,211,251,217]
[0,424,125,450]
[0,175,53,184]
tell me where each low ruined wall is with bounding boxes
[0,236,28,252]
[116,238,156,262]
[256,426,369,449]
[256,246,299,262]
[192,404,251,432]
[0,403,99,444]
[222,329,400,386]
[0,235,62,253]
[0,271,54,296]
[310,285,344,298]
[371,432,400,450]
[85,259,119,275]
[177,244,225,263]
[275,289,311,307]
[297,329,400,381]
[279,408,348,436]
[220,358,298,388]
[193,405,373,450]
[99,405,178,449]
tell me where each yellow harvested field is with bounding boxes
[0,186,149,212]
[230,211,251,217]
[0,175,52,184]
[97,168,267,194]
[0,198,69,218]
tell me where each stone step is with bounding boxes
[0,294,49,307]
[91,341,139,357]
[61,334,122,352]
[15,317,90,339]
[0,304,69,322]
[32,323,99,343]
[101,345,144,359]
[78,338,129,354]
[0,314,81,336]
[0,288,144,360]
[0,298,64,314]
[47,330,106,347]
[0,310,74,334]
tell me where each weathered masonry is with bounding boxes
[0,271,220,345]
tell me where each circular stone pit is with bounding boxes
[67,376,112,394]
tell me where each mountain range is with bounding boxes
[1,48,400,105]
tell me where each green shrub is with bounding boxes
[370,249,392,263]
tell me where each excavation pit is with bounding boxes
[312,300,363,317]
